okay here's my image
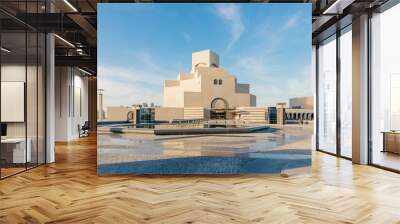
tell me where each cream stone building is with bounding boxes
[156,49,265,122]
[289,96,314,109]
[286,96,314,122]
[106,106,140,122]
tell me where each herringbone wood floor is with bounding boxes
[1,135,400,224]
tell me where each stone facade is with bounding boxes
[289,96,314,109]
[107,106,139,122]
[163,49,256,109]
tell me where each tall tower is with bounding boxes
[98,89,105,121]
[276,102,287,125]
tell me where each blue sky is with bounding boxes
[98,3,312,108]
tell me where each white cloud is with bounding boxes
[284,12,302,29]
[98,51,177,108]
[98,75,162,109]
[214,4,244,51]
[234,56,271,80]
[132,50,161,72]
[285,15,297,29]
[251,64,313,107]
[98,66,165,108]
[225,11,311,107]
[231,54,312,107]
[252,12,304,54]
[98,65,165,88]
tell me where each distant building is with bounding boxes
[266,97,314,125]
[155,49,265,123]
[139,107,155,123]
[106,105,156,124]
[276,103,287,125]
[286,96,314,123]
[267,107,277,124]
[289,96,313,109]
[163,49,256,109]
[132,104,142,108]
[106,105,141,123]
[97,91,106,121]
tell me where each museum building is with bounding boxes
[155,49,265,122]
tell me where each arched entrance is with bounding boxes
[126,110,138,123]
[210,98,228,119]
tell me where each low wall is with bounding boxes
[154,125,268,135]
[184,107,205,119]
[98,125,269,135]
[107,107,138,122]
[235,107,267,123]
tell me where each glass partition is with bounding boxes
[0,2,46,179]
[1,31,28,177]
[27,30,38,169]
[371,3,400,171]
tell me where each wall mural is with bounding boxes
[97,3,313,175]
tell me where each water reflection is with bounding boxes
[98,126,312,171]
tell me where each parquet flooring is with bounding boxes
[1,135,400,223]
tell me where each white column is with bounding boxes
[55,67,73,141]
[352,14,369,164]
[46,33,55,163]
[312,45,317,150]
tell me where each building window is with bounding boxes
[370,3,400,171]
[213,79,218,85]
[219,79,222,85]
[339,26,352,158]
[317,34,337,155]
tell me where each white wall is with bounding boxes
[55,67,89,141]
[1,65,39,138]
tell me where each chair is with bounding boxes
[79,121,90,138]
